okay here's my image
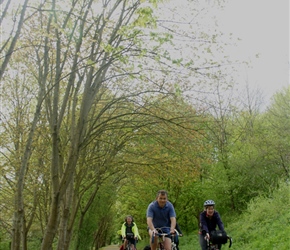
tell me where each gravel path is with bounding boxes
[101,245,120,250]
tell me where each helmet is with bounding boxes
[204,200,215,207]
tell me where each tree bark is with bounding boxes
[11,88,44,249]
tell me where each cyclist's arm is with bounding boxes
[175,223,182,235]
[147,217,155,232]
[169,202,176,234]
[121,223,126,238]
[200,213,209,234]
[133,223,141,240]
[170,217,176,234]
[199,213,210,239]
[215,212,225,232]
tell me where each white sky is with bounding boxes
[216,0,289,101]
[3,0,289,105]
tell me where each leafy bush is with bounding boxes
[227,181,290,249]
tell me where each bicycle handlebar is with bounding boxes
[228,236,232,248]
[151,228,179,243]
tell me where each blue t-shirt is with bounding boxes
[147,200,176,232]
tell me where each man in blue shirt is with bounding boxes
[146,190,176,250]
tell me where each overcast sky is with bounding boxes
[5,0,289,106]
[216,0,289,101]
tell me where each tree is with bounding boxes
[115,95,210,233]
[0,0,30,80]
[1,0,190,248]
[265,86,290,180]
[0,0,239,248]
[0,59,46,250]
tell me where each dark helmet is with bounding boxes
[204,200,215,207]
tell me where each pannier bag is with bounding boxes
[210,230,228,244]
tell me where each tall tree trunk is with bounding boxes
[93,217,110,250]
[41,192,61,250]
[11,88,44,249]
[41,142,79,249]
[57,178,74,250]
[23,222,28,250]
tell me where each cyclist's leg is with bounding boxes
[163,237,171,250]
[199,234,207,250]
[174,236,179,250]
[130,238,136,250]
[123,239,127,250]
[149,229,158,250]
[134,238,138,250]
[175,243,179,250]
[124,239,131,250]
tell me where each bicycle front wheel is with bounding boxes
[129,244,136,250]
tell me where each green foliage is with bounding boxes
[133,6,157,28]
[140,182,289,250]
[72,181,118,249]
[227,181,290,249]
[1,0,289,248]
[0,240,10,250]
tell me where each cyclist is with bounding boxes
[199,200,226,250]
[146,190,176,250]
[120,215,141,250]
[174,223,183,250]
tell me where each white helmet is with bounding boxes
[204,200,215,207]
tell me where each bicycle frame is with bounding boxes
[206,239,220,250]
[126,241,134,250]
[124,233,136,250]
[151,227,179,250]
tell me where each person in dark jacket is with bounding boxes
[199,200,225,250]
[174,222,183,250]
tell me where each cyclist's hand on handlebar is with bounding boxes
[204,233,210,240]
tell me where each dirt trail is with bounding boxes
[101,245,120,250]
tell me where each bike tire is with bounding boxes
[158,242,164,250]
[129,245,135,250]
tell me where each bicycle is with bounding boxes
[151,227,179,250]
[206,235,232,250]
[123,232,137,250]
